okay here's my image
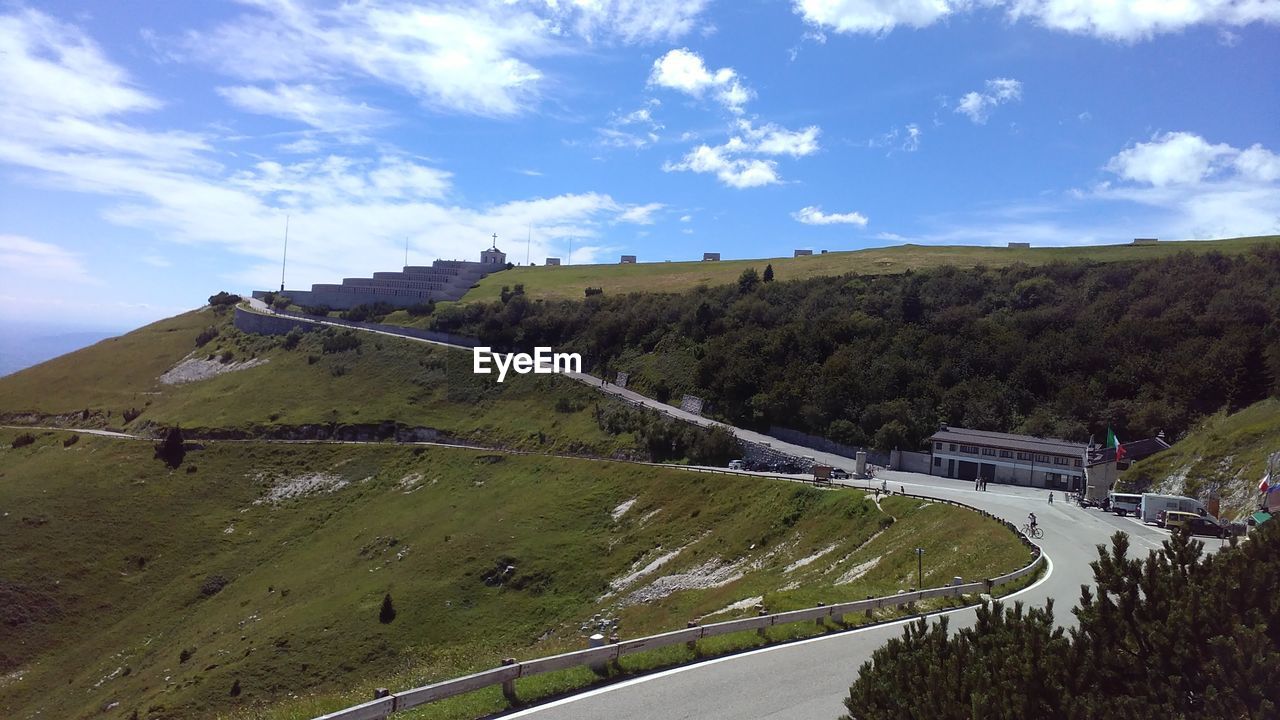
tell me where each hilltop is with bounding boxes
[460,236,1280,303]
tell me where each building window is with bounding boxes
[1053,457,1068,465]
[934,457,942,466]
[1016,452,1032,461]
[981,448,996,456]
[934,442,942,450]
[1074,459,1082,467]
[960,445,980,454]
[950,444,957,452]
[999,450,1013,459]
[1035,454,1050,463]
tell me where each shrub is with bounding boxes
[63,434,79,447]
[329,363,349,377]
[322,332,362,354]
[584,286,603,297]
[341,302,396,323]
[307,354,320,365]
[179,648,193,664]
[229,679,241,697]
[763,263,774,282]
[301,304,332,317]
[406,301,435,316]
[261,292,276,306]
[154,426,186,469]
[122,407,143,423]
[379,593,397,624]
[12,433,36,449]
[195,326,219,347]
[737,267,760,293]
[200,574,229,597]
[271,295,292,311]
[219,350,234,363]
[282,327,303,350]
[207,291,242,307]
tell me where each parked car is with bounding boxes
[1184,516,1228,538]
[1163,510,1201,533]
[831,468,850,480]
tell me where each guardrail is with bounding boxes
[313,516,1043,719]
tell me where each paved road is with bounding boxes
[238,302,1222,719]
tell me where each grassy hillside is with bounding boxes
[1120,398,1280,520]
[0,306,641,456]
[0,430,1028,720]
[462,236,1280,303]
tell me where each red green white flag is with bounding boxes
[1107,427,1126,462]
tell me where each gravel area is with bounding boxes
[160,354,268,385]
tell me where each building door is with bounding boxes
[947,458,955,477]
[980,463,996,483]
[958,461,978,481]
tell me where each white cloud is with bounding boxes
[955,78,1022,124]
[793,206,869,226]
[1236,144,1280,183]
[739,120,821,157]
[796,0,1280,40]
[595,100,664,149]
[618,202,665,224]
[664,144,781,188]
[793,0,958,34]
[217,84,386,132]
[544,0,711,43]
[680,214,692,222]
[1105,131,1237,186]
[868,123,921,153]
[0,235,94,284]
[184,1,553,117]
[0,9,663,294]
[648,48,753,114]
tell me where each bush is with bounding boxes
[122,407,143,423]
[207,291,242,307]
[341,302,396,323]
[379,593,397,624]
[301,304,332,317]
[12,433,36,449]
[179,648,194,664]
[584,287,603,297]
[271,295,291,311]
[322,332,362,354]
[63,434,79,447]
[406,301,435,316]
[154,426,186,469]
[200,574,229,597]
[195,326,219,347]
[219,350,234,363]
[282,327,303,350]
[261,292,276,306]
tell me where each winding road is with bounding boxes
[237,300,1214,719]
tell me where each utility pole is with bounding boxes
[279,215,290,292]
[915,547,924,590]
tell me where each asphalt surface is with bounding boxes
[237,302,1223,719]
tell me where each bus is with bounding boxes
[1109,492,1143,517]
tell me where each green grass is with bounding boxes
[461,236,1280,303]
[0,307,633,456]
[1119,397,1280,520]
[0,431,1027,720]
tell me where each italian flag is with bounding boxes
[1107,427,1126,462]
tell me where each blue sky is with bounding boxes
[1,1,1278,331]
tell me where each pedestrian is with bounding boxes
[974,479,979,491]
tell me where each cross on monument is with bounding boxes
[491,232,498,249]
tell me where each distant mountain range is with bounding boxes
[0,325,119,377]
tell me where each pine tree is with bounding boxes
[763,264,774,283]
[379,593,397,624]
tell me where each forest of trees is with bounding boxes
[843,523,1280,719]
[431,247,1280,451]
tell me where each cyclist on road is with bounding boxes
[1028,512,1038,531]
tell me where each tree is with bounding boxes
[763,264,774,283]
[379,593,397,624]
[844,525,1280,719]
[737,267,760,293]
[154,426,185,468]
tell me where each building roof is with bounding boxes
[928,426,1086,456]
[1085,436,1172,467]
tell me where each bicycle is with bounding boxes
[1021,524,1044,539]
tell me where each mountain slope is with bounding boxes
[1120,398,1280,520]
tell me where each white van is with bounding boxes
[1109,492,1143,517]
[728,460,745,470]
[1139,493,1205,525]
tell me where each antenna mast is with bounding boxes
[404,237,409,268]
[526,224,532,266]
[279,215,290,292]
[568,236,573,266]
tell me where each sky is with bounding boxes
[1,0,1279,331]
